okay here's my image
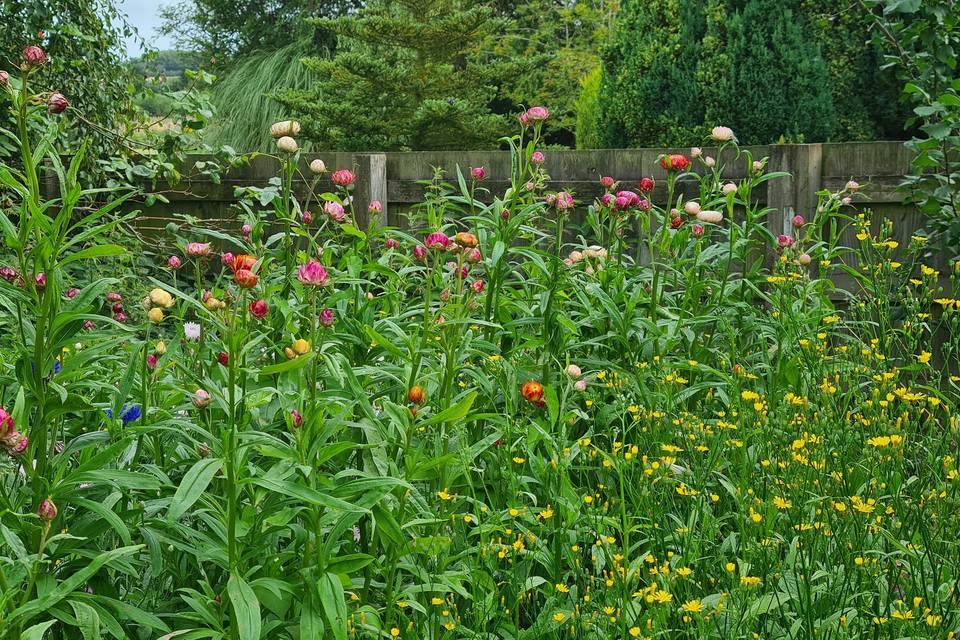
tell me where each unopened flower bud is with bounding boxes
[38,498,57,522]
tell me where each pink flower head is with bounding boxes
[614,195,630,210]
[0,266,17,282]
[615,190,641,209]
[66,287,79,298]
[249,299,268,318]
[531,151,545,165]
[638,176,655,192]
[83,320,95,330]
[600,176,615,189]
[291,409,303,429]
[146,354,158,369]
[22,45,47,67]
[167,255,182,269]
[471,279,485,293]
[331,169,356,187]
[525,106,550,122]
[47,92,68,114]
[0,71,9,86]
[600,194,613,206]
[241,224,253,236]
[424,232,450,251]
[555,192,575,211]
[500,209,511,221]
[34,273,46,289]
[302,210,313,225]
[114,312,127,323]
[368,200,383,214]
[692,224,705,237]
[792,214,805,227]
[9,433,29,456]
[637,199,652,212]
[0,407,14,438]
[221,252,234,268]
[384,238,400,250]
[319,308,336,327]
[465,248,482,264]
[777,234,794,248]
[470,166,487,181]
[324,201,347,222]
[38,498,57,522]
[670,217,683,229]
[186,242,212,258]
[413,245,427,261]
[298,260,329,286]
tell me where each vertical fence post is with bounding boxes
[351,153,388,230]
[767,143,822,237]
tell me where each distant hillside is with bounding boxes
[128,49,205,79]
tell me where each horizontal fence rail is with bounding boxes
[112,142,922,255]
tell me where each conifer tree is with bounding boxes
[277,0,524,150]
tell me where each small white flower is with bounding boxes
[184,322,201,341]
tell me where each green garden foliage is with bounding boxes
[493,0,618,147]
[159,0,362,62]
[275,0,525,151]
[597,0,909,147]
[574,65,603,149]
[0,0,135,158]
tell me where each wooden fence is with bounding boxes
[116,140,941,269]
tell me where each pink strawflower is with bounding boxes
[302,210,313,225]
[555,192,574,211]
[221,252,235,268]
[47,93,68,114]
[692,224,705,237]
[319,308,336,327]
[470,167,486,181]
[424,232,450,250]
[297,260,330,286]
[249,299,269,318]
[413,245,427,261]
[638,176,655,192]
[167,255,182,269]
[0,407,14,438]
[600,176,615,189]
[186,242,212,258]
[66,287,79,298]
[777,234,794,248]
[324,201,347,222]
[385,238,400,250]
[368,200,383,214]
[531,151,545,165]
[331,169,356,187]
[792,214,805,227]
[471,280,485,293]
[22,45,47,67]
[525,106,549,122]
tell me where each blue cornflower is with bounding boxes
[106,404,142,425]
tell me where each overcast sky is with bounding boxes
[117,0,176,56]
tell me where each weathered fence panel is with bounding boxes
[109,141,939,272]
